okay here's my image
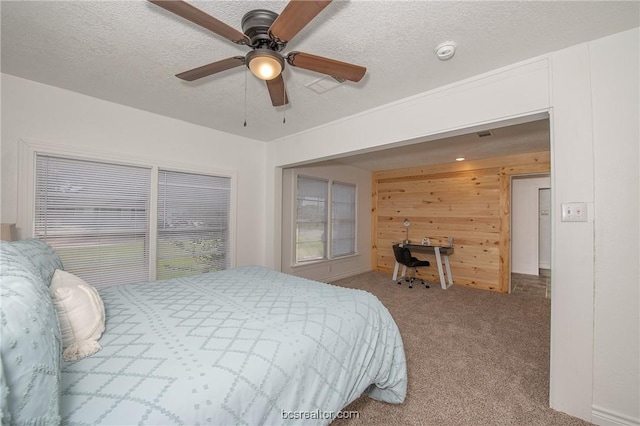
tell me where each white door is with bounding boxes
[511,175,551,275]
[538,188,551,269]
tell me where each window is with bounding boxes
[331,182,356,257]
[33,152,233,288]
[35,155,151,287]
[295,176,356,263]
[157,170,230,279]
[296,176,328,262]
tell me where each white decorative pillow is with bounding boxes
[49,270,106,361]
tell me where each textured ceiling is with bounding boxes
[1,1,639,144]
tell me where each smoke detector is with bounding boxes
[435,41,457,61]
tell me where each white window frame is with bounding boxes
[17,139,237,282]
[293,173,358,266]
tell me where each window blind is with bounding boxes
[34,154,151,288]
[296,176,328,262]
[331,182,356,257]
[157,170,231,280]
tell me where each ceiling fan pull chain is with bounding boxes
[282,83,286,124]
[243,67,248,127]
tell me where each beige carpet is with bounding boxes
[330,271,591,426]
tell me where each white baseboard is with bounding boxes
[511,263,539,275]
[290,264,372,284]
[323,266,372,283]
[592,405,640,426]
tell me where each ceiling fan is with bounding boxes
[148,0,367,107]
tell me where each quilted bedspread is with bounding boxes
[60,266,407,425]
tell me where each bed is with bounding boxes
[1,239,407,425]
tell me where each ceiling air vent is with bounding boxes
[476,130,493,138]
[305,76,345,94]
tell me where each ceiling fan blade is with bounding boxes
[269,0,332,43]
[148,0,248,45]
[287,51,366,82]
[175,56,245,81]
[266,75,289,106]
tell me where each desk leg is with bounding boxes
[443,255,454,289]
[434,247,447,290]
[392,262,407,281]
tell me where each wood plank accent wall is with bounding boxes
[372,151,550,292]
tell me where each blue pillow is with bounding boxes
[1,239,64,287]
[0,240,62,424]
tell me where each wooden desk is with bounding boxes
[392,243,454,289]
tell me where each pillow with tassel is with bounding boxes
[49,269,106,361]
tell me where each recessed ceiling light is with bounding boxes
[456,157,465,161]
[435,41,457,61]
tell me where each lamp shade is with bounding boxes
[1,223,17,241]
[246,49,284,81]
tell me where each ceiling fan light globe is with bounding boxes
[258,64,275,79]
[246,50,284,81]
[249,57,281,80]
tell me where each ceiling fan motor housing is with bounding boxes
[241,9,283,50]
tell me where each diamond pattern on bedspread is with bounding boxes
[60,266,406,425]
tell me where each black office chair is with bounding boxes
[392,244,430,289]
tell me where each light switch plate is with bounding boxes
[561,202,587,222]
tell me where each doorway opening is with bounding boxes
[510,174,551,298]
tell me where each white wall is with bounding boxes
[281,163,371,282]
[512,175,551,275]
[589,30,639,424]
[0,74,267,267]
[548,40,596,419]
[267,28,639,425]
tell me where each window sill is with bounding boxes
[291,253,359,269]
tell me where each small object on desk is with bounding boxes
[448,236,454,247]
[402,219,411,244]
